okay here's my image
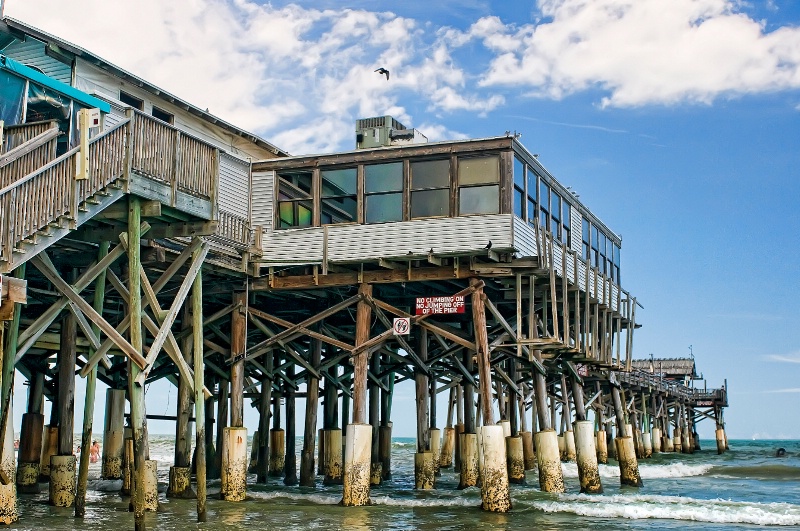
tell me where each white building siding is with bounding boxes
[260,214,515,266]
[511,216,538,258]
[250,170,274,231]
[570,206,582,255]
[218,152,250,219]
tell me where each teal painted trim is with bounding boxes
[0,54,110,113]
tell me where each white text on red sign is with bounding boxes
[415,296,466,315]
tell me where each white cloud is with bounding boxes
[473,0,800,107]
[7,0,800,154]
[766,352,800,364]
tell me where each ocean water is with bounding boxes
[9,437,800,530]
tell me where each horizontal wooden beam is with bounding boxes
[252,265,475,291]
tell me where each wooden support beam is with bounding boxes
[248,307,354,352]
[252,265,477,291]
[31,253,147,370]
[471,278,495,426]
[230,292,246,428]
[192,244,207,522]
[351,284,372,425]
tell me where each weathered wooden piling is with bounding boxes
[571,375,602,494]
[414,328,433,490]
[368,345,382,486]
[611,384,642,487]
[300,338,321,487]
[17,371,44,493]
[342,283,373,506]
[51,304,77,508]
[76,242,108,517]
[284,365,298,486]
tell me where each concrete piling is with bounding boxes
[221,427,248,501]
[535,429,565,493]
[342,423,372,505]
[480,425,511,512]
[574,420,603,493]
[506,434,526,485]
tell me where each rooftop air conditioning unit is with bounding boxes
[355,116,427,149]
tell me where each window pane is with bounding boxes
[411,159,450,189]
[278,171,313,197]
[514,157,525,189]
[321,196,357,224]
[527,198,535,222]
[321,168,357,196]
[591,225,599,250]
[552,193,561,223]
[582,218,590,242]
[514,189,524,218]
[460,185,499,215]
[540,181,550,212]
[279,201,294,227]
[540,209,549,231]
[599,232,606,256]
[297,203,312,227]
[613,244,620,266]
[459,156,499,185]
[527,168,538,202]
[563,202,570,228]
[365,162,403,193]
[366,193,403,223]
[411,189,449,218]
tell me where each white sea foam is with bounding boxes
[561,461,712,479]
[248,489,477,508]
[531,494,800,526]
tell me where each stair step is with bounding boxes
[85,197,101,205]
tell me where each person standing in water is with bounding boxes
[90,440,101,463]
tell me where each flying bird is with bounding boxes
[375,67,390,80]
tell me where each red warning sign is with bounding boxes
[415,295,466,315]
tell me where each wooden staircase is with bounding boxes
[0,119,129,274]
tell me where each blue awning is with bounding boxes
[0,54,110,113]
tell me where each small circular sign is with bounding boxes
[393,317,410,335]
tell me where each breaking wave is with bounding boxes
[561,461,713,479]
[530,494,800,526]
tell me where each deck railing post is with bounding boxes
[123,109,134,193]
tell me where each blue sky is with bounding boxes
[5,0,800,439]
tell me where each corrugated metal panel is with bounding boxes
[218,152,250,219]
[566,249,575,284]
[251,170,274,231]
[570,207,582,254]
[260,214,514,265]
[327,214,514,263]
[611,284,619,312]
[512,217,538,258]
[261,227,324,265]
[578,260,587,292]
[553,242,563,276]
[2,38,71,84]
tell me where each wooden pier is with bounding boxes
[0,16,730,527]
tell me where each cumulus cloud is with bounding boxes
[472,0,800,107]
[6,0,800,153]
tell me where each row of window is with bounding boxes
[277,156,501,228]
[582,218,621,282]
[120,91,174,124]
[513,157,571,247]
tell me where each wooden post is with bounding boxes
[230,292,246,427]
[76,242,108,517]
[284,364,297,486]
[508,361,518,436]
[471,279,494,426]
[58,306,77,457]
[169,304,194,498]
[351,283,372,424]
[368,344,381,485]
[192,244,207,522]
[415,329,430,453]
[300,338,321,487]
[256,372,271,483]
[214,380,228,479]
[127,198,147,530]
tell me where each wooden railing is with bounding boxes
[130,111,218,201]
[0,123,60,189]
[0,120,130,262]
[2,120,59,152]
[215,211,251,247]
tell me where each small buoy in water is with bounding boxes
[776,448,787,457]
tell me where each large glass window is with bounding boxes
[321,167,357,224]
[591,225,599,267]
[598,231,607,274]
[612,244,621,283]
[562,201,571,247]
[458,156,499,215]
[527,167,538,226]
[551,192,562,241]
[411,159,450,218]
[539,180,550,231]
[513,157,525,218]
[365,162,403,223]
[278,170,313,228]
[582,218,590,260]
